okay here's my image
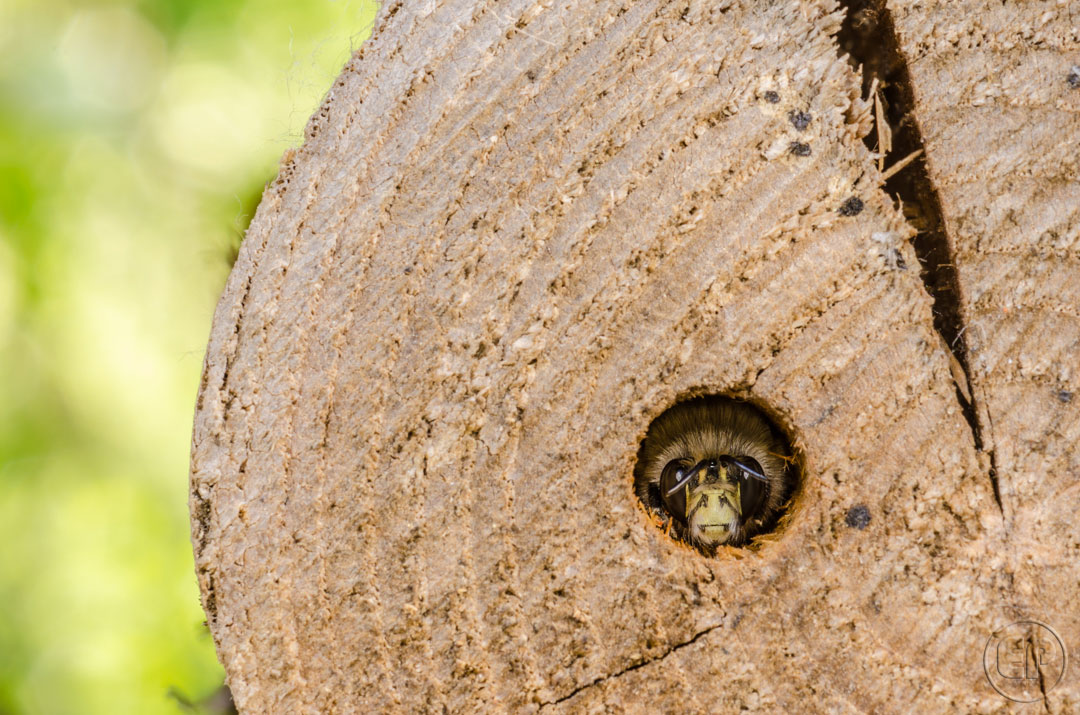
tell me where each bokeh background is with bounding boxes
[0,1,377,712]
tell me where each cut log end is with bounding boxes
[190,0,1080,711]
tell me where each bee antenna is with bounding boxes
[729,457,768,482]
[663,468,695,497]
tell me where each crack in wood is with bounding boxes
[537,622,724,710]
[836,0,1004,517]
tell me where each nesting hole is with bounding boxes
[633,394,802,555]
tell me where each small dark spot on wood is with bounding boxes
[1068,66,1080,89]
[789,142,811,157]
[526,69,537,81]
[203,572,218,621]
[1058,389,1073,403]
[789,110,812,130]
[845,505,871,530]
[763,90,780,103]
[194,495,212,555]
[887,248,907,270]
[839,196,864,216]
[403,266,413,274]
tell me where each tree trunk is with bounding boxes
[189,0,1079,711]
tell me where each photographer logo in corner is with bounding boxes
[983,620,1067,703]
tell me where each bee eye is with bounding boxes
[732,456,767,517]
[659,459,690,521]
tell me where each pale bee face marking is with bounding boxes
[686,470,741,545]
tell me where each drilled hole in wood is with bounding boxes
[634,395,801,554]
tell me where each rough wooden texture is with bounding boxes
[885,1,1079,708]
[189,0,1074,711]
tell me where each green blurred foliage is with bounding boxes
[0,1,377,712]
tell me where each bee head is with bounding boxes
[659,456,768,546]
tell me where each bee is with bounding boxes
[634,397,791,551]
